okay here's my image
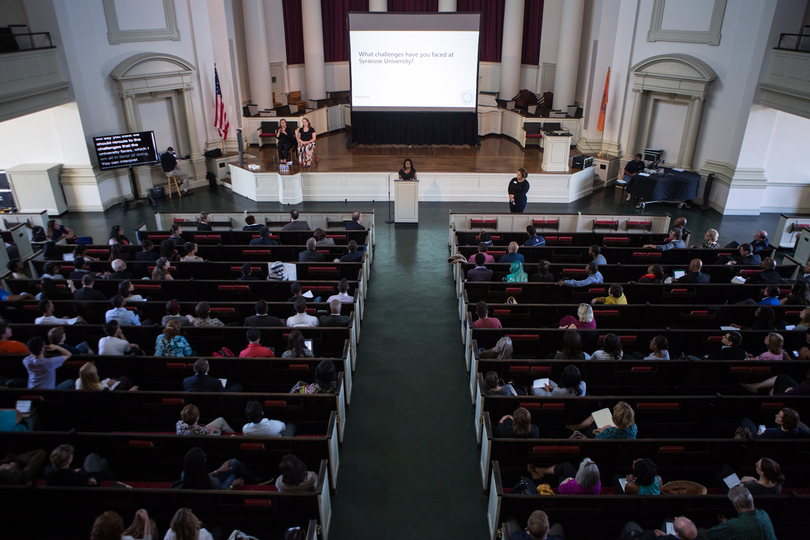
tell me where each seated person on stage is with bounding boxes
[283,210,311,231]
[243,214,263,231]
[556,262,603,288]
[473,301,502,329]
[240,327,275,357]
[183,358,243,392]
[620,153,644,201]
[676,259,710,283]
[466,253,493,282]
[620,517,697,540]
[135,239,160,261]
[244,299,283,327]
[592,283,627,305]
[238,263,259,281]
[398,158,417,180]
[508,511,564,540]
[705,486,777,540]
[327,278,354,304]
[499,242,525,264]
[643,228,685,251]
[530,259,554,282]
[243,400,295,437]
[105,295,141,326]
[477,242,495,264]
[276,118,296,164]
[559,303,596,330]
[287,297,319,328]
[320,299,351,327]
[197,212,212,231]
[744,258,784,284]
[250,226,278,246]
[589,245,606,265]
[524,225,545,247]
[98,320,139,356]
[703,331,747,360]
[298,238,325,262]
[23,336,73,390]
[0,322,29,354]
[346,211,365,230]
[341,240,364,262]
[739,407,809,439]
[741,368,810,396]
[160,146,192,195]
[496,407,539,438]
[176,403,234,436]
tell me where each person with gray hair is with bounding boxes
[527,457,601,495]
[298,237,325,262]
[705,485,777,540]
[108,259,133,280]
[620,516,697,540]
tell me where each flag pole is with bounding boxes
[597,67,610,158]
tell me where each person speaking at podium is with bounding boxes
[398,158,417,180]
[276,119,296,165]
[508,168,530,213]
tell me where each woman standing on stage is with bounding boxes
[508,168,530,213]
[398,158,417,180]
[297,117,316,168]
[276,119,296,165]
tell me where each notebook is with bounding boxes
[618,478,628,492]
[723,472,741,489]
[305,339,313,351]
[16,400,31,414]
[219,378,228,387]
[673,270,685,279]
[592,408,613,429]
[532,378,550,391]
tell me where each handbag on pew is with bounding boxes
[505,296,518,305]
[511,476,537,495]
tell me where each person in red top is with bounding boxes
[473,301,502,329]
[239,327,275,358]
[0,322,29,354]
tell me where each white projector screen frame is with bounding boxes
[348,12,481,113]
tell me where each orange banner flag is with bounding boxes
[597,68,610,132]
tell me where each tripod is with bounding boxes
[385,173,394,224]
[121,166,155,211]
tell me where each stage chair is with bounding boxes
[259,121,278,148]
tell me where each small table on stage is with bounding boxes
[627,167,701,209]
[394,180,419,223]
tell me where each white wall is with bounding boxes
[537,0,562,93]
[647,100,687,164]
[0,0,28,27]
[764,111,810,185]
[0,102,91,169]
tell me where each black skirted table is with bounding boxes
[626,168,701,209]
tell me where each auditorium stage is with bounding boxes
[228,131,595,204]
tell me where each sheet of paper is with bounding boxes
[638,172,650,177]
[720,326,737,331]
[592,408,613,429]
[303,290,314,298]
[666,522,676,535]
[618,478,627,492]
[532,378,549,390]
[785,325,796,331]
[723,473,740,489]
[219,378,228,387]
[673,168,685,172]
[283,263,297,282]
[16,400,31,414]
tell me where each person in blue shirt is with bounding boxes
[523,225,545,247]
[644,229,685,251]
[499,242,525,264]
[758,285,781,306]
[556,262,603,288]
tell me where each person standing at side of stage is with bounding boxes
[508,168,530,213]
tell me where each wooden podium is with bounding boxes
[541,134,573,172]
[394,180,418,223]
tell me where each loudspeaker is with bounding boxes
[236,128,245,165]
[572,155,594,169]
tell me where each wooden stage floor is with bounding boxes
[244,130,579,175]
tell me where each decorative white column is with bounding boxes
[121,93,138,133]
[438,0,457,11]
[301,0,326,101]
[552,0,585,110]
[625,88,644,157]
[182,87,207,184]
[498,0,525,100]
[369,0,387,11]
[241,0,273,109]
[678,96,705,170]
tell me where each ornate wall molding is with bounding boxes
[102,0,180,45]
[647,0,726,46]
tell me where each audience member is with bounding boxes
[589,245,606,265]
[744,258,783,285]
[243,214,262,231]
[739,407,809,439]
[496,407,539,438]
[757,285,781,306]
[304,360,337,394]
[794,307,810,330]
[559,304,595,330]
[592,283,626,305]
[528,458,601,494]
[620,517,697,540]
[466,253,493,282]
[98,320,139,356]
[162,299,191,327]
[706,486,777,540]
[47,326,92,355]
[533,365,586,397]
[591,333,623,360]
[243,400,294,437]
[151,257,174,280]
[197,212,212,231]
[283,210,310,231]
[620,458,662,495]
[505,261,528,282]
[282,329,314,358]
[108,259,134,279]
[346,211,365,230]
[165,508,214,540]
[750,230,770,253]
[187,301,224,327]
[638,263,665,283]
[287,297,319,327]
[40,262,65,281]
[752,332,788,361]
[701,228,720,249]
[508,510,564,540]
[484,371,514,396]
[499,242,525,264]
[118,280,144,302]
[176,403,234,436]
[250,226,278,246]
[239,327,275,357]
[46,443,112,487]
[6,259,25,279]
[477,242,495,264]
[135,239,160,261]
[298,237,325,262]
[75,362,135,391]
[74,274,107,302]
[529,259,554,282]
[340,240,364,262]
[35,299,82,325]
[727,243,761,266]
[554,330,590,360]
[479,336,513,359]
[121,509,157,540]
[0,449,47,485]
[276,454,317,492]
[160,239,179,261]
[244,299,283,327]
[556,262,603,288]
[313,228,334,247]
[177,447,258,490]
[741,368,810,396]
[237,263,258,280]
[105,295,141,326]
[570,401,637,439]
[169,224,184,246]
[473,301,502,329]
[676,258,710,283]
[781,280,810,305]
[320,299,350,327]
[183,359,243,392]
[0,322,28,354]
[524,225,545,247]
[705,331,747,360]
[326,278,354,303]
[155,320,193,357]
[643,335,670,360]
[643,229,685,251]
[180,243,202,262]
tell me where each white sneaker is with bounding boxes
[625,194,632,202]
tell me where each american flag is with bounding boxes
[214,67,229,140]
